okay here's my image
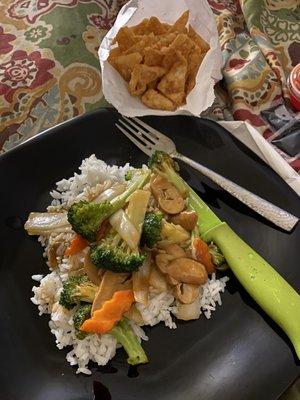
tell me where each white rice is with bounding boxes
[31,154,229,374]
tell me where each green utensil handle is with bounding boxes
[203,222,300,359]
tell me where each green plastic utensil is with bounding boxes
[188,188,300,360]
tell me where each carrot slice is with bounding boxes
[65,234,88,256]
[193,237,215,274]
[80,290,134,334]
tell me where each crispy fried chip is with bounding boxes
[131,18,149,35]
[129,64,166,96]
[144,47,165,66]
[141,89,176,111]
[113,26,136,51]
[146,16,166,35]
[162,34,195,69]
[108,10,208,110]
[111,52,143,82]
[124,33,158,55]
[188,25,210,52]
[185,46,205,94]
[168,10,189,33]
[158,52,187,106]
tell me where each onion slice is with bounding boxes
[109,209,139,249]
[94,184,126,203]
[24,212,70,235]
[132,254,151,304]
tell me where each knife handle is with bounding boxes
[203,222,300,359]
[176,153,298,232]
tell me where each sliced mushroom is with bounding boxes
[155,253,174,274]
[91,271,131,314]
[167,257,208,285]
[174,283,200,304]
[166,275,180,286]
[170,211,198,231]
[163,244,186,258]
[84,252,103,285]
[150,174,185,214]
[149,264,169,293]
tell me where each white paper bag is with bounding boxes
[99,0,222,117]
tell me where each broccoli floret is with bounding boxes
[141,211,163,248]
[125,170,133,181]
[59,275,98,310]
[111,319,148,365]
[148,151,188,197]
[209,242,227,269]
[68,200,113,242]
[90,232,145,273]
[73,303,92,340]
[67,171,150,241]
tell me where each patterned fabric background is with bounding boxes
[0,0,299,171]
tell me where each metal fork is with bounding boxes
[116,116,299,232]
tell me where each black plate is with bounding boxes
[0,109,299,400]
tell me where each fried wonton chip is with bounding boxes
[188,25,210,52]
[162,34,195,69]
[158,52,187,106]
[185,46,205,94]
[129,64,166,96]
[155,33,177,49]
[141,89,176,111]
[124,33,158,55]
[131,18,149,35]
[111,52,143,82]
[113,26,136,51]
[147,16,167,35]
[144,47,165,66]
[108,10,208,111]
[168,10,189,33]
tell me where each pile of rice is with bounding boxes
[31,154,229,374]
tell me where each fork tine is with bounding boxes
[132,117,163,140]
[122,116,157,144]
[118,119,153,148]
[115,123,153,156]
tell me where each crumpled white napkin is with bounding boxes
[219,121,300,196]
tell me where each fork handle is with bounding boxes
[175,153,299,232]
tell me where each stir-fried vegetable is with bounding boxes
[94,184,126,203]
[80,290,134,334]
[192,237,215,274]
[209,242,227,269]
[110,319,148,365]
[68,171,150,241]
[148,150,188,197]
[109,209,140,250]
[65,234,88,256]
[90,233,145,273]
[141,211,163,248]
[126,189,151,235]
[73,304,92,340]
[158,221,189,247]
[25,212,70,235]
[132,254,151,304]
[59,275,98,310]
[91,271,131,313]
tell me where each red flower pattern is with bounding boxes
[88,12,116,29]
[0,27,16,55]
[0,50,55,102]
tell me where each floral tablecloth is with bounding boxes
[0,0,299,173]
